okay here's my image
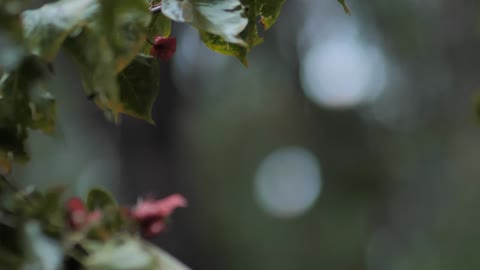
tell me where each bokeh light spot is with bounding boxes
[300,38,387,109]
[254,147,322,218]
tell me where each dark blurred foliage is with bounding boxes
[16,0,480,269]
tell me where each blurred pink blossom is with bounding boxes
[131,194,187,236]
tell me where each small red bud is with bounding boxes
[149,36,176,61]
[66,197,103,230]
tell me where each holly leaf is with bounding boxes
[117,55,160,123]
[86,187,117,211]
[337,0,351,15]
[161,0,248,45]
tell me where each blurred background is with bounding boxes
[15,0,480,269]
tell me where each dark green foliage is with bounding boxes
[86,187,117,211]
[117,55,161,123]
[0,55,54,163]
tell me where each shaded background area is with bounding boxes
[15,0,480,269]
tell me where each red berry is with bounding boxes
[149,36,176,61]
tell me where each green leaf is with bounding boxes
[117,55,160,123]
[337,0,351,15]
[21,0,99,61]
[197,0,285,64]
[21,0,150,70]
[143,12,172,55]
[63,26,121,119]
[161,0,248,45]
[0,55,55,164]
[65,32,160,123]
[62,0,153,121]
[258,0,287,30]
[200,31,248,66]
[86,187,117,211]
[149,13,172,38]
[97,0,150,72]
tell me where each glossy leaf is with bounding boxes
[22,0,150,71]
[21,0,99,61]
[198,0,285,64]
[117,55,160,123]
[200,31,248,66]
[161,0,248,45]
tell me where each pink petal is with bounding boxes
[132,194,187,219]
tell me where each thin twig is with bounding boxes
[0,175,19,193]
[150,3,162,14]
[0,175,35,204]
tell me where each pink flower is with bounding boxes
[131,194,187,236]
[66,197,102,230]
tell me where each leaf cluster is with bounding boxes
[0,0,356,166]
[0,0,351,268]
